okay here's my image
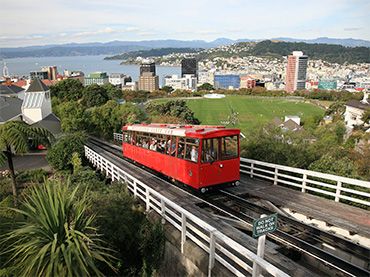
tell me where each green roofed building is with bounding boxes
[84,72,109,86]
[318,80,337,90]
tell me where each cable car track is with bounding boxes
[87,137,370,276]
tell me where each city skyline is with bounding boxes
[0,0,369,47]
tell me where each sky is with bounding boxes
[0,0,369,47]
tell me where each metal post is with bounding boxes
[273,168,278,185]
[252,215,267,277]
[208,231,216,277]
[301,173,307,192]
[181,213,186,254]
[250,163,254,178]
[335,181,342,202]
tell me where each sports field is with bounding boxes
[183,96,325,135]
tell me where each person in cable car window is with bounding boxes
[191,146,198,162]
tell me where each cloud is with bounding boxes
[0,0,369,47]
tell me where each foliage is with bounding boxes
[16,169,49,184]
[82,84,109,107]
[89,101,146,138]
[123,90,149,103]
[198,82,214,91]
[0,180,116,276]
[46,133,87,171]
[105,47,201,60]
[0,121,53,206]
[102,83,123,99]
[50,79,84,101]
[54,101,89,132]
[146,100,200,124]
[139,221,165,277]
[361,108,370,124]
[161,86,174,93]
[249,40,370,64]
[71,152,82,173]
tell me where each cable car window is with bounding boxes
[157,135,167,153]
[177,138,185,159]
[167,136,176,156]
[185,138,199,163]
[201,138,219,163]
[221,136,238,160]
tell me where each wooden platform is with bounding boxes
[231,176,370,238]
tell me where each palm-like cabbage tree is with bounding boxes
[1,180,116,276]
[0,121,53,206]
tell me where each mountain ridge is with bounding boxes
[1,37,369,59]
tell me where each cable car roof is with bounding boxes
[123,123,240,137]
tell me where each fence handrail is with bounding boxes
[241,158,370,188]
[85,146,289,277]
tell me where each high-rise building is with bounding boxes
[181,58,197,77]
[285,51,308,93]
[42,66,58,80]
[138,72,159,92]
[140,62,156,76]
[214,74,240,89]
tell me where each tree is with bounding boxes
[55,101,89,132]
[161,86,174,93]
[0,122,53,206]
[0,180,116,276]
[361,108,370,124]
[198,83,214,91]
[82,84,109,107]
[102,83,123,99]
[47,133,87,171]
[50,79,84,101]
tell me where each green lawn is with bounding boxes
[181,96,325,135]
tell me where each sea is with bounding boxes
[2,55,180,85]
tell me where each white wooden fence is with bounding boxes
[85,146,288,277]
[240,158,370,208]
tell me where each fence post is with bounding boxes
[181,213,186,254]
[250,163,254,178]
[273,168,278,185]
[133,180,137,198]
[161,199,166,224]
[208,230,216,277]
[335,181,342,202]
[252,215,267,277]
[301,174,307,193]
[145,188,150,212]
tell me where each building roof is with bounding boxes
[26,78,49,92]
[346,100,370,110]
[124,123,240,138]
[283,119,302,131]
[0,96,22,123]
[22,92,45,109]
[32,113,61,135]
[0,84,24,96]
[12,80,27,88]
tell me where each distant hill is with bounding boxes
[249,40,370,64]
[272,37,370,48]
[1,37,369,59]
[105,47,202,60]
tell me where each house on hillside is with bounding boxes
[344,90,370,131]
[0,78,61,136]
[273,115,303,132]
[0,79,25,99]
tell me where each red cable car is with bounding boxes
[122,124,240,192]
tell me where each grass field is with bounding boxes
[174,96,325,135]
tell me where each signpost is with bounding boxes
[252,214,278,277]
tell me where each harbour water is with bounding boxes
[2,55,180,85]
